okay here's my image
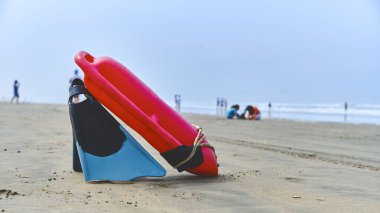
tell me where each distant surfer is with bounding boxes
[10,80,20,104]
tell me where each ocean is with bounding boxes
[178,103,380,125]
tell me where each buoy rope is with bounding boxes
[174,125,215,169]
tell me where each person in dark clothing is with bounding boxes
[10,80,20,104]
[268,102,272,118]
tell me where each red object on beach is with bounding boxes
[74,51,218,176]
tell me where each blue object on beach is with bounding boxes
[69,79,166,182]
[226,109,239,119]
[75,126,166,182]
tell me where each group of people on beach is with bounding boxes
[226,104,261,120]
[8,70,352,123]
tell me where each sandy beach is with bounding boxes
[0,102,379,212]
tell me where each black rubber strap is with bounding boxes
[71,78,84,86]
[68,78,89,103]
[160,145,204,172]
[69,85,88,99]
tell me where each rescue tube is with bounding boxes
[74,51,218,176]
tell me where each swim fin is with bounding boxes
[68,79,166,182]
[73,134,82,172]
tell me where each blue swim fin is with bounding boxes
[68,79,166,182]
[76,126,166,182]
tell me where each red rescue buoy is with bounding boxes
[74,51,218,176]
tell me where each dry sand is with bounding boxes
[0,103,379,212]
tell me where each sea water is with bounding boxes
[177,103,380,125]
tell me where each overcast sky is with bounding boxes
[0,0,379,105]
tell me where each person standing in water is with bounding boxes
[174,94,181,112]
[177,94,181,112]
[10,80,20,104]
[268,102,272,118]
[216,97,220,116]
[344,101,348,122]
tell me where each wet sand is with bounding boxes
[0,103,379,212]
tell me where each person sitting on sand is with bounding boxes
[226,104,240,119]
[10,80,20,104]
[251,106,261,120]
[240,105,261,120]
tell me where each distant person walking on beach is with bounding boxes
[69,69,81,102]
[226,104,240,119]
[174,94,181,112]
[10,80,20,104]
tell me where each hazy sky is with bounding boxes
[0,0,379,105]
